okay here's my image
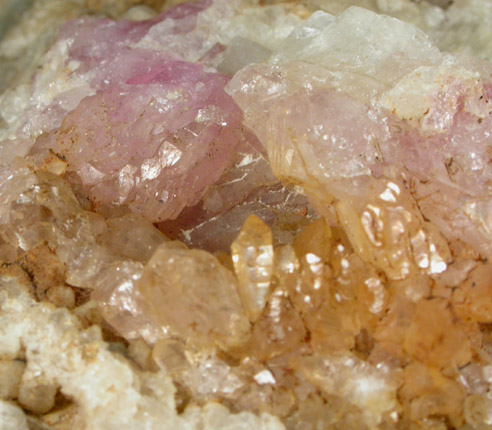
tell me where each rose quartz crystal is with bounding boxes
[32,61,242,221]
[1,0,238,151]
[15,0,312,226]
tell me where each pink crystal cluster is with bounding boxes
[25,1,239,222]
[8,0,311,245]
[34,62,242,221]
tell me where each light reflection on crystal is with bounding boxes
[232,215,274,322]
[4,2,492,429]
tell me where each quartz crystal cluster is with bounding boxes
[2,0,492,429]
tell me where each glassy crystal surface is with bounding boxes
[2,1,492,430]
[232,215,274,322]
[137,241,251,350]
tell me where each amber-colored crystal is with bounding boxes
[336,178,450,281]
[251,287,306,361]
[231,214,274,322]
[399,362,465,427]
[403,298,471,368]
[137,242,250,350]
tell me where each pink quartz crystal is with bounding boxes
[1,0,238,163]
[2,0,314,232]
[20,0,313,226]
[158,134,317,251]
[32,60,242,221]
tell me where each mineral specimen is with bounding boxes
[0,264,284,430]
[158,136,316,252]
[3,0,492,430]
[232,215,274,322]
[31,60,243,221]
[0,0,312,232]
[227,5,492,264]
[137,240,251,349]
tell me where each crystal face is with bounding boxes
[31,60,243,222]
[231,215,274,322]
[3,1,492,430]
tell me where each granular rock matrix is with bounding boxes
[1,0,492,429]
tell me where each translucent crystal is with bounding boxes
[4,2,492,430]
[335,178,451,280]
[136,241,250,350]
[463,394,492,427]
[159,136,316,252]
[232,215,274,321]
[153,340,244,401]
[293,218,332,262]
[251,287,306,360]
[293,354,399,428]
[400,362,465,427]
[403,297,472,368]
[227,5,492,261]
[30,61,243,222]
[97,213,168,262]
[453,263,492,324]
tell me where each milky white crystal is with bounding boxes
[0,401,28,430]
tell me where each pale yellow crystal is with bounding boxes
[31,150,68,176]
[463,394,492,427]
[0,359,25,400]
[273,244,301,297]
[97,213,168,262]
[453,263,492,324]
[137,241,251,350]
[400,362,465,428]
[336,178,451,281]
[285,223,365,354]
[403,297,472,368]
[293,218,332,262]
[231,214,274,322]
[251,287,306,361]
[293,354,399,428]
[152,339,188,377]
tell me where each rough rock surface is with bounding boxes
[0,264,285,430]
